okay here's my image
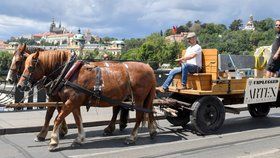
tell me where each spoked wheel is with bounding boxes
[248,103,270,117]
[165,108,190,126]
[190,96,225,135]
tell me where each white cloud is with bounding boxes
[0,0,279,40]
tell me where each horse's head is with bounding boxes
[6,43,31,84]
[17,51,44,91]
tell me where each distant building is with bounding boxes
[33,32,56,41]
[0,40,8,50]
[165,32,188,43]
[42,33,75,45]
[107,40,125,55]
[243,14,255,31]
[50,18,68,34]
[29,19,124,55]
[84,29,92,44]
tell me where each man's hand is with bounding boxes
[273,53,279,60]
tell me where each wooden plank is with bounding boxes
[168,87,244,95]
[6,102,64,108]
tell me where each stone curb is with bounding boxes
[0,116,166,135]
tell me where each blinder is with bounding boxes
[21,57,40,89]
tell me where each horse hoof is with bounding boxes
[34,137,45,142]
[48,144,58,152]
[124,137,136,145]
[119,124,127,131]
[103,132,113,136]
[71,142,82,148]
[150,131,157,139]
[103,131,113,136]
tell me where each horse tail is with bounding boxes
[142,72,156,127]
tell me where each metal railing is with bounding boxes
[0,70,169,112]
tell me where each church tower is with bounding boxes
[50,18,56,32]
[243,14,255,31]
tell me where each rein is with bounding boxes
[63,80,153,113]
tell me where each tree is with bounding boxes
[190,23,201,33]
[120,48,141,60]
[164,29,173,36]
[254,18,275,31]
[176,25,187,34]
[229,19,243,31]
[199,23,227,34]
[123,38,145,52]
[186,21,193,28]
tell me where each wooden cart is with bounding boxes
[159,49,280,135]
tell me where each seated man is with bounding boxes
[157,32,202,92]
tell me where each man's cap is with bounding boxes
[187,32,196,38]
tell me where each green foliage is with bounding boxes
[120,33,185,67]
[122,38,145,52]
[40,39,55,46]
[7,37,37,45]
[78,50,97,60]
[138,33,185,65]
[0,51,12,74]
[229,19,243,31]
[254,18,275,31]
[199,23,227,34]
[120,48,141,60]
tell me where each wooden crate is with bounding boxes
[172,73,212,90]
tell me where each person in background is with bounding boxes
[157,32,202,92]
[266,19,280,77]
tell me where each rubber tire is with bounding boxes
[248,103,270,117]
[190,96,225,135]
[165,108,190,126]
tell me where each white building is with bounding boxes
[243,15,255,31]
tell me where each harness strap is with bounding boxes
[64,80,152,113]
[48,51,77,95]
[86,66,102,111]
[123,63,135,106]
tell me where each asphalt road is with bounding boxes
[1,109,280,158]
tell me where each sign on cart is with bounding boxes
[244,78,280,104]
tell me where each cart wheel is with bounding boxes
[190,96,225,135]
[248,103,270,117]
[165,108,190,126]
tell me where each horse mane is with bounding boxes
[26,46,45,54]
[37,50,71,75]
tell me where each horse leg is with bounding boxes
[144,89,157,139]
[56,107,68,138]
[49,102,73,151]
[119,107,129,131]
[125,110,144,144]
[148,112,157,139]
[35,107,68,142]
[103,106,120,136]
[71,107,86,147]
[35,107,55,142]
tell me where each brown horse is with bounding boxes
[7,44,129,142]
[6,44,44,84]
[17,51,157,151]
[6,44,69,140]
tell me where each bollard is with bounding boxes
[37,87,46,109]
[15,87,24,110]
[27,88,34,110]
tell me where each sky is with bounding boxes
[0,0,279,40]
